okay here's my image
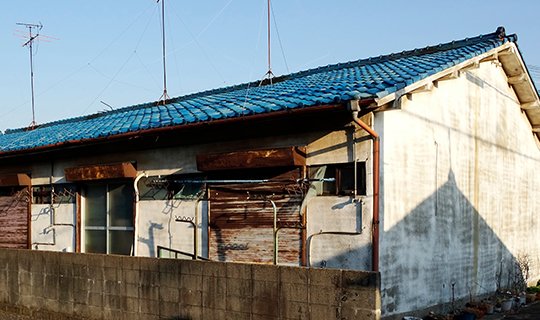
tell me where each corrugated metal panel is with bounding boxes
[0,188,29,248]
[208,168,304,265]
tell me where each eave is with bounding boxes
[375,42,540,143]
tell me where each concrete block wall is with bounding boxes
[0,248,380,320]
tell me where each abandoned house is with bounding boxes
[0,26,539,318]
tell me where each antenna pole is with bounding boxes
[158,0,170,105]
[16,22,44,129]
[29,32,36,129]
[267,0,271,75]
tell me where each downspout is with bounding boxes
[269,199,278,265]
[348,100,380,272]
[193,198,202,260]
[133,172,148,256]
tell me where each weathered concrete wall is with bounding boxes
[378,61,540,317]
[137,200,208,258]
[0,248,380,320]
[306,115,374,271]
[31,204,76,252]
[1,123,374,269]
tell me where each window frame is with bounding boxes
[81,181,134,255]
[308,162,367,196]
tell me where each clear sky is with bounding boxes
[0,0,539,132]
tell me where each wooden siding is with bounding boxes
[0,188,29,249]
[208,168,304,265]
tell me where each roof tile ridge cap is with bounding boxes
[264,31,505,83]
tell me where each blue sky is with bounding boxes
[0,0,539,132]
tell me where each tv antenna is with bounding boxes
[261,0,275,84]
[14,22,59,130]
[156,0,170,106]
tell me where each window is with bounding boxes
[138,175,205,201]
[83,183,133,255]
[308,162,366,196]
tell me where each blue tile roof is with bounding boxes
[0,30,516,153]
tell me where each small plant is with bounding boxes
[526,286,540,294]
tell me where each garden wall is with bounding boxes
[0,248,380,320]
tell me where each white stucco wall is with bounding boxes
[137,200,208,258]
[378,62,540,316]
[31,203,76,252]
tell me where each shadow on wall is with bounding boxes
[380,169,527,316]
[139,221,164,257]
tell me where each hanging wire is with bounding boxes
[270,0,289,73]
[168,1,228,85]
[81,51,137,115]
[165,3,184,94]
[88,3,155,65]
[242,0,267,116]
[82,3,162,115]
[132,3,162,92]
[292,0,335,69]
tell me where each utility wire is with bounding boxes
[270,0,289,73]
[88,2,155,65]
[168,1,227,85]
[82,51,137,115]
[242,0,267,115]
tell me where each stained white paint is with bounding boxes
[31,204,76,252]
[378,61,540,317]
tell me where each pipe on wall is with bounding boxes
[307,230,363,267]
[132,172,148,256]
[348,100,380,272]
[33,162,76,251]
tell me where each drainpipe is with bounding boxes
[348,100,380,272]
[193,199,203,260]
[268,199,278,265]
[133,172,148,256]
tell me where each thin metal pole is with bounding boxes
[161,0,168,104]
[29,29,36,129]
[267,0,271,76]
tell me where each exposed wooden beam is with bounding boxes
[532,126,540,133]
[461,61,480,71]
[498,47,515,56]
[437,69,459,82]
[521,101,540,110]
[411,81,434,94]
[480,52,498,63]
[508,73,526,84]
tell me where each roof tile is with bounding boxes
[0,30,515,153]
